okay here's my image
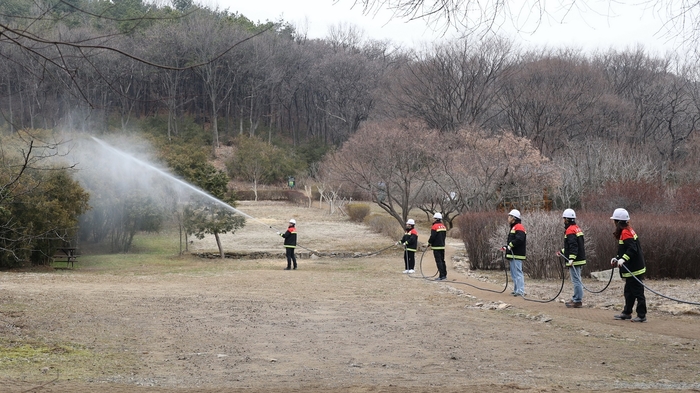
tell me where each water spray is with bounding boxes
[91,137,267,221]
[89,137,310,247]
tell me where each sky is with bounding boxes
[207,0,689,55]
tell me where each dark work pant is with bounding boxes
[623,275,646,317]
[433,249,446,278]
[286,247,297,268]
[404,250,415,270]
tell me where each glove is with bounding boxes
[555,251,562,257]
[277,231,281,235]
[616,258,625,267]
[500,245,511,252]
[610,257,618,266]
[396,241,402,246]
[567,259,574,267]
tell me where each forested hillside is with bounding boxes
[4,0,700,272]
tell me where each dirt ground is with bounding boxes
[1,201,699,393]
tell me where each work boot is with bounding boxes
[631,316,647,322]
[565,300,582,308]
[614,313,632,320]
[284,267,291,270]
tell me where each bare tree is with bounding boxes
[653,72,700,173]
[327,22,366,51]
[184,13,252,155]
[386,36,515,132]
[499,49,608,156]
[553,138,659,208]
[144,22,192,140]
[423,128,558,220]
[322,119,432,226]
[307,36,389,145]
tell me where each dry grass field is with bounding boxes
[1,201,699,393]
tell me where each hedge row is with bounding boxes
[457,211,700,279]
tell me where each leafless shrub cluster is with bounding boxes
[456,211,503,270]
[346,203,371,222]
[460,207,700,280]
[578,212,700,279]
[456,211,597,279]
[364,214,403,240]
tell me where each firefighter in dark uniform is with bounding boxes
[561,208,586,308]
[610,208,647,322]
[503,209,526,296]
[400,219,418,273]
[428,212,447,281]
[279,219,297,270]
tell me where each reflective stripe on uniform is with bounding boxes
[621,267,646,277]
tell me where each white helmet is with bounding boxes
[508,209,521,220]
[610,208,630,221]
[433,212,442,220]
[289,219,296,225]
[406,219,415,225]
[562,208,576,219]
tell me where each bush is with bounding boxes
[462,210,679,280]
[672,184,700,214]
[346,203,371,222]
[460,211,598,279]
[486,211,568,279]
[235,189,289,201]
[457,212,503,270]
[583,181,668,214]
[575,212,615,273]
[365,214,403,240]
[285,190,307,206]
[583,212,700,279]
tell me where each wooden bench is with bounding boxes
[52,247,78,269]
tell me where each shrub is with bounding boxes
[486,211,569,279]
[583,212,700,279]
[457,211,503,270]
[285,190,307,206]
[346,203,371,222]
[672,184,700,214]
[460,211,597,279]
[574,212,615,273]
[365,214,403,240]
[583,180,668,214]
[235,190,289,201]
[460,208,700,279]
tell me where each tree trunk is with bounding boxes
[253,179,258,201]
[215,232,224,258]
[7,77,14,132]
[211,99,219,157]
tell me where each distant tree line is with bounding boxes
[3,1,700,172]
[0,0,387,149]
